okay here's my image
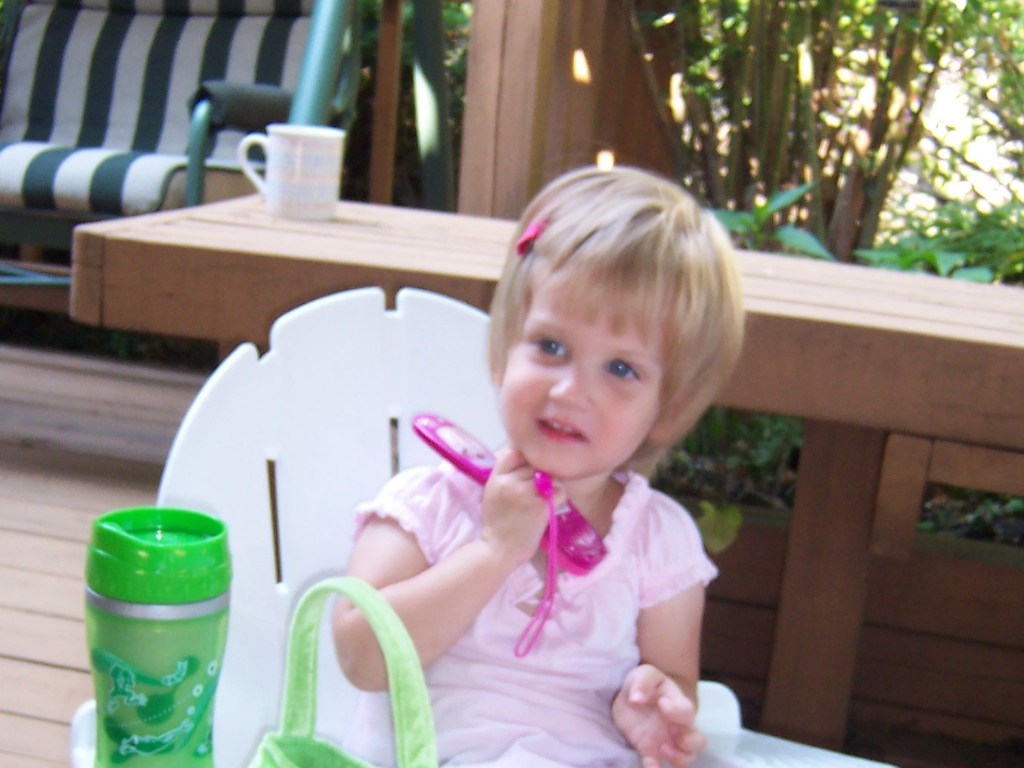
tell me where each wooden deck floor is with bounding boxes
[0,343,202,767]
[1,343,1021,768]
[0,442,162,766]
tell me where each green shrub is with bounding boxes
[652,407,802,512]
[859,202,1024,285]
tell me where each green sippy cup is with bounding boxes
[85,507,231,767]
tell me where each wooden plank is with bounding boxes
[855,625,1024,727]
[543,0,607,170]
[69,192,1024,340]
[0,344,203,418]
[850,699,1024,748]
[74,196,516,331]
[595,0,675,174]
[0,712,71,765]
[593,0,630,163]
[70,194,1024,342]
[719,312,1024,453]
[104,206,512,278]
[368,0,403,205]
[0,566,83,621]
[706,538,1024,743]
[0,531,85,580]
[0,344,203,463]
[542,1,578,168]
[929,441,1024,497]
[702,601,774,681]
[866,547,1024,650]
[0,444,160,525]
[494,0,560,217]
[460,0,675,211]
[0,496,100,544]
[0,398,181,465]
[871,434,933,559]
[601,2,641,166]
[0,606,88,670]
[83,214,1019,342]
[740,248,1024,317]
[737,261,1024,333]
[0,658,93,724]
[734,259,1024,376]
[710,515,1024,646]
[708,517,1024,652]
[459,0,677,213]
[69,221,106,325]
[738,285,1023,348]
[761,420,886,749]
[706,515,786,607]
[573,0,602,165]
[0,753,63,768]
[705,593,1024,743]
[457,0,506,215]
[100,234,499,352]
[0,259,70,315]
[913,530,1024,568]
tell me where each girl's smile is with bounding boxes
[536,417,586,443]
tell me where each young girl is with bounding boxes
[332,165,745,768]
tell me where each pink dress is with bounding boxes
[343,463,718,768]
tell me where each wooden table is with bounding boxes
[69,194,1024,749]
[71,196,510,354]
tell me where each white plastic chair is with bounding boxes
[70,287,895,768]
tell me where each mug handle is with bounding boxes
[236,133,269,194]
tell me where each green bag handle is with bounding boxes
[277,576,437,767]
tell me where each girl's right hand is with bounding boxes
[479,447,561,566]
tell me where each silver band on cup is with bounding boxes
[86,586,230,620]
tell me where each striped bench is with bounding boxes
[0,0,314,218]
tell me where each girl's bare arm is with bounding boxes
[635,583,706,706]
[612,584,708,767]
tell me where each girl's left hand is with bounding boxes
[612,663,707,768]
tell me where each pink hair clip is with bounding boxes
[515,218,548,256]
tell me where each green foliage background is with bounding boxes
[637,0,1024,273]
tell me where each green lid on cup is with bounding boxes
[86,507,231,605]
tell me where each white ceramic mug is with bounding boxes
[236,124,345,220]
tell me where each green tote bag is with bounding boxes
[248,577,437,768]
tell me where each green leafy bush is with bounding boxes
[714,183,835,260]
[859,202,1024,284]
[652,407,802,512]
[921,486,1024,546]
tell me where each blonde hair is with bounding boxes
[488,165,745,470]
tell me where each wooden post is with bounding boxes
[871,433,932,559]
[760,419,886,749]
[929,441,1024,498]
[543,0,607,170]
[69,228,105,326]
[458,0,560,218]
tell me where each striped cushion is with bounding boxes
[0,0,311,216]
